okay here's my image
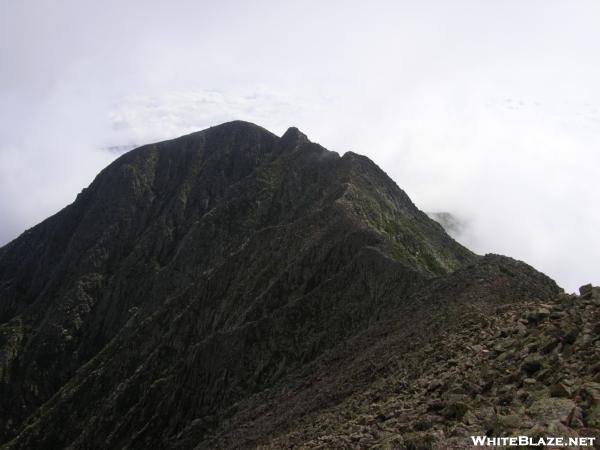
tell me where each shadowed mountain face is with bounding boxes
[0,121,561,449]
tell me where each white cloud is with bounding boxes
[106,88,324,145]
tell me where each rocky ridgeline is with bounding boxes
[0,122,590,449]
[264,285,600,449]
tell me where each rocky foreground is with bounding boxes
[262,285,600,449]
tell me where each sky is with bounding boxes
[1,0,599,292]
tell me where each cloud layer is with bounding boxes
[1,0,599,291]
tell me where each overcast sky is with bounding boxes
[1,0,599,292]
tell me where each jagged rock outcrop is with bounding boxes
[0,121,569,449]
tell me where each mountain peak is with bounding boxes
[198,120,277,142]
[280,126,309,151]
[207,119,269,132]
[0,121,565,449]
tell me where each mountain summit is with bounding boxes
[0,121,584,448]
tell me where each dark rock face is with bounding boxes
[0,121,563,449]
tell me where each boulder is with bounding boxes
[579,284,593,298]
[522,355,543,376]
[526,398,577,425]
[549,383,572,398]
[442,401,469,421]
[526,308,550,324]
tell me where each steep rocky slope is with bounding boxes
[260,285,600,449]
[0,121,572,449]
